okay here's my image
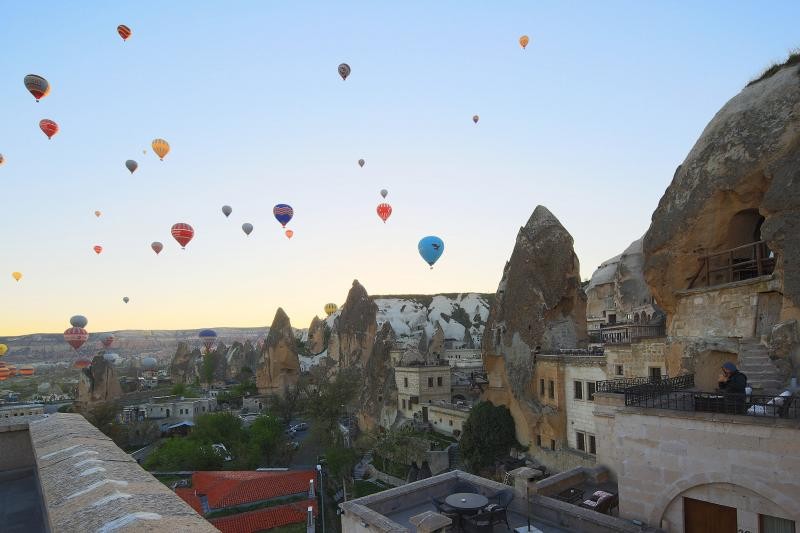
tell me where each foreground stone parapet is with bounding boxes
[30,413,218,532]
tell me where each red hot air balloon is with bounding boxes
[285,229,294,239]
[40,119,59,139]
[64,327,89,351]
[73,357,92,369]
[117,24,132,41]
[171,223,194,249]
[377,203,392,223]
[93,245,103,255]
[151,241,163,255]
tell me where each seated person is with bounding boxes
[718,362,748,394]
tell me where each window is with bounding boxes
[576,432,586,451]
[615,364,623,376]
[428,377,434,387]
[589,435,596,455]
[550,439,556,451]
[649,367,662,381]
[402,399,407,409]
[539,379,545,396]
[574,381,583,400]
[536,435,542,447]
[548,380,555,399]
[404,377,408,388]
[449,420,453,426]
[760,514,796,533]
[587,382,596,401]
[437,377,443,387]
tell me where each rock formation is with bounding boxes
[224,341,260,381]
[327,280,378,367]
[428,323,445,362]
[169,342,202,385]
[256,308,301,396]
[482,205,587,445]
[643,61,800,386]
[358,322,398,430]
[306,316,328,355]
[76,355,123,410]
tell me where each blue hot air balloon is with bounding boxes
[418,236,445,269]
[198,329,218,352]
[273,204,294,228]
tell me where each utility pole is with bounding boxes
[316,463,325,533]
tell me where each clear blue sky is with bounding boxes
[2,1,798,335]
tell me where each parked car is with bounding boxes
[291,422,308,432]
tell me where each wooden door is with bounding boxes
[684,497,737,533]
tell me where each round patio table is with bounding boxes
[445,492,489,513]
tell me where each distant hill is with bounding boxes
[0,327,268,364]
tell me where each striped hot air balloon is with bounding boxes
[273,204,294,228]
[171,223,194,249]
[151,139,170,160]
[324,303,338,316]
[117,24,132,41]
[64,327,89,351]
[151,241,163,255]
[377,203,392,223]
[93,245,103,255]
[24,74,50,102]
[40,119,59,139]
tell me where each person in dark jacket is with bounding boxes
[718,362,748,395]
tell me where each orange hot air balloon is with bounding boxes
[117,24,132,41]
[285,229,294,239]
[377,203,392,223]
[73,357,92,369]
[93,245,103,255]
[19,366,34,376]
[12,272,22,282]
[519,35,530,49]
[152,139,170,160]
[94,210,102,218]
[40,119,59,139]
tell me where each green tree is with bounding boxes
[249,414,285,466]
[191,412,245,449]
[144,438,223,470]
[459,401,520,473]
[201,351,221,387]
[304,367,360,446]
[171,383,188,396]
[269,385,306,427]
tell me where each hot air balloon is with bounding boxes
[0,154,5,166]
[24,74,50,102]
[285,229,294,239]
[519,35,530,49]
[377,203,392,223]
[12,272,22,282]
[358,159,365,168]
[171,223,194,249]
[40,119,59,139]
[338,63,351,80]
[70,315,88,328]
[273,204,293,227]
[0,344,7,357]
[101,334,114,349]
[104,352,120,364]
[64,327,89,351]
[198,329,217,352]
[19,366,34,376]
[242,223,253,236]
[93,245,103,255]
[126,160,138,173]
[151,241,163,255]
[324,303,337,316]
[472,115,479,124]
[142,356,157,369]
[7,365,17,377]
[94,210,102,218]
[123,296,130,304]
[418,236,445,269]
[73,357,92,369]
[222,205,232,218]
[117,24,132,41]
[151,138,170,160]
[380,189,388,199]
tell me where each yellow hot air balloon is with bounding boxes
[519,35,530,49]
[151,138,170,161]
[0,344,7,357]
[324,303,338,316]
[12,272,22,282]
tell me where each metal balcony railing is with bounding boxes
[625,390,798,419]
[599,323,666,344]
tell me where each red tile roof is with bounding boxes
[176,470,316,511]
[210,500,317,533]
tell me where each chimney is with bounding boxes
[306,506,315,533]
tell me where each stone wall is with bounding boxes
[427,404,469,437]
[565,363,607,452]
[604,338,670,379]
[593,395,800,530]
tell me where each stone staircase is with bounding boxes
[737,338,783,392]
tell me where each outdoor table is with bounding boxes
[445,492,489,514]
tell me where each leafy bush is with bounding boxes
[459,401,519,473]
[144,438,223,470]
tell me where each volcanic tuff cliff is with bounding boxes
[643,61,800,386]
[76,355,123,410]
[256,308,301,396]
[482,205,587,446]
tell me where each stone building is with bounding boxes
[426,401,470,437]
[394,365,451,423]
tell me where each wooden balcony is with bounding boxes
[687,240,775,289]
[598,323,666,344]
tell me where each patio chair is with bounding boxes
[462,511,493,533]
[487,489,513,507]
[431,497,460,525]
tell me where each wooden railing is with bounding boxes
[599,323,666,344]
[687,241,775,289]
